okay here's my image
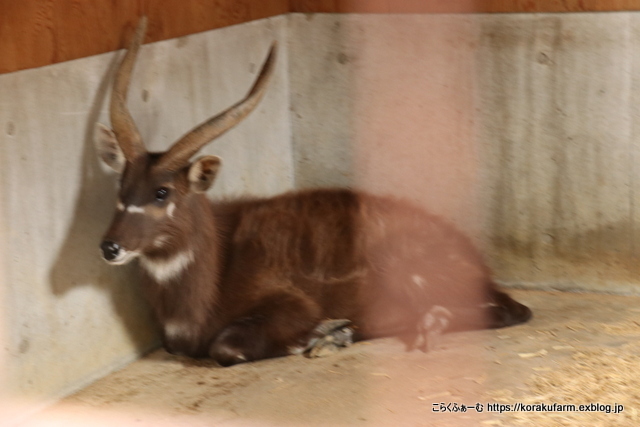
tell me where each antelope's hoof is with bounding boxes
[304,319,353,358]
[414,306,453,352]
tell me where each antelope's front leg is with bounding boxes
[301,319,354,358]
[209,290,321,366]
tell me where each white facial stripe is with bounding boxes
[126,205,145,214]
[140,249,195,284]
[117,201,125,211]
[167,202,176,219]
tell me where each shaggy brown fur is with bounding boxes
[103,181,531,366]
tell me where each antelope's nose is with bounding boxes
[100,240,122,261]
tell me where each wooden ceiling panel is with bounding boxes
[0,0,288,74]
[2,1,640,74]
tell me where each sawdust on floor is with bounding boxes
[13,290,640,426]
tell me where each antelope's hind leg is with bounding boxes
[410,289,532,353]
[486,287,532,329]
[412,305,454,352]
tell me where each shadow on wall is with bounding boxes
[48,52,157,352]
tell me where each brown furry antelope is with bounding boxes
[96,18,532,367]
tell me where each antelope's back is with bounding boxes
[216,188,491,307]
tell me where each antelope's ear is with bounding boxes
[94,123,126,173]
[188,156,221,193]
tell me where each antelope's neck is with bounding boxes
[139,195,220,286]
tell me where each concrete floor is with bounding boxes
[13,289,640,426]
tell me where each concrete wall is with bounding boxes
[289,15,481,240]
[477,13,640,293]
[0,16,291,402]
[289,12,640,293]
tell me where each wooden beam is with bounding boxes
[0,0,288,74]
[290,0,640,13]
[3,0,640,74]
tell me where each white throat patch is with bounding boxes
[140,249,195,284]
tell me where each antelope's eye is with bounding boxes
[155,187,170,202]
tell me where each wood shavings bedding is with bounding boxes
[485,342,640,426]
